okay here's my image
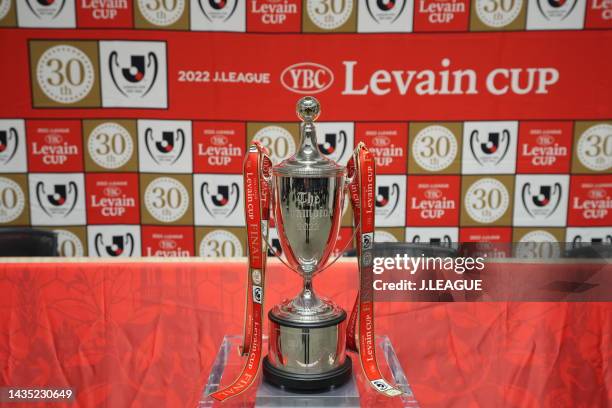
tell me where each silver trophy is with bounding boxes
[263,96,352,390]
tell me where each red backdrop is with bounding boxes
[0,1,610,257]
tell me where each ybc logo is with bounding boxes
[281,63,334,94]
[100,41,167,108]
[139,120,192,173]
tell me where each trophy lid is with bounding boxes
[273,97,345,178]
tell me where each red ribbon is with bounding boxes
[210,141,270,402]
[346,142,404,397]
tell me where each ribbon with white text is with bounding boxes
[210,141,271,402]
[346,142,404,397]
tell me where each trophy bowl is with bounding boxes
[262,97,353,390]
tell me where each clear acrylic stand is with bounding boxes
[199,335,419,407]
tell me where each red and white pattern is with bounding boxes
[0,8,609,255]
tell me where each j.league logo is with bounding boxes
[365,0,408,24]
[95,233,135,257]
[145,128,185,164]
[376,183,400,217]
[470,128,511,166]
[201,182,240,218]
[318,130,347,157]
[36,181,78,217]
[521,182,562,219]
[412,234,453,244]
[109,51,159,98]
[198,0,239,21]
[25,0,67,19]
[0,127,18,165]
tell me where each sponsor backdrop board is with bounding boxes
[0,0,610,257]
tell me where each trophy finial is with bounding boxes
[296,96,320,122]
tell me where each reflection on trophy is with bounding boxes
[263,96,352,389]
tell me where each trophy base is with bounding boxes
[262,355,352,391]
[200,335,420,407]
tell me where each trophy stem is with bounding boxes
[292,273,322,311]
[295,122,319,162]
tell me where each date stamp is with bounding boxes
[0,387,74,402]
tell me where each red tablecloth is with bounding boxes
[0,259,610,407]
